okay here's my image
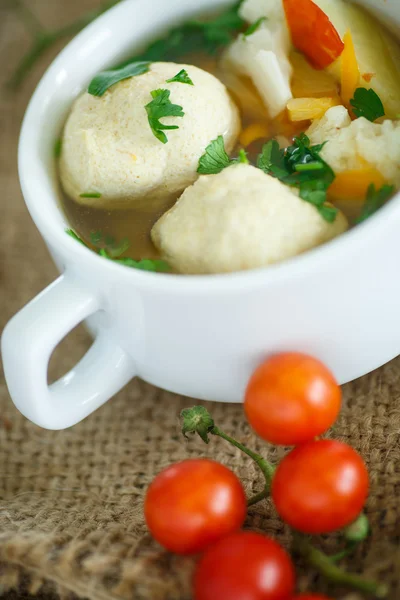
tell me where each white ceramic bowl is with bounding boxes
[2,0,400,430]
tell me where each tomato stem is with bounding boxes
[247,486,269,506]
[329,541,357,563]
[294,535,388,598]
[211,427,276,494]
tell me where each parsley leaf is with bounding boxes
[116,258,171,272]
[90,231,103,245]
[66,229,86,245]
[197,137,254,174]
[54,138,62,158]
[166,69,194,85]
[357,184,395,223]
[124,2,245,64]
[88,61,150,97]
[257,140,289,179]
[145,89,184,144]
[190,9,245,53]
[244,16,267,36]
[67,230,170,272]
[80,192,102,199]
[235,149,250,164]
[100,249,170,272]
[106,238,130,258]
[299,180,338,223]
[257,135,338,222]
[284,134,332,179]
[89,231,130,258]
[198,136,232,174]
[350,88,385,122]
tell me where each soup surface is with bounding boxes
[59,0,400,273]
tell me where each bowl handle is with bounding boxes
[1,273,136,430]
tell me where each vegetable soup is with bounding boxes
[59,0,400,274]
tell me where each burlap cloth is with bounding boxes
[1,1,400,599]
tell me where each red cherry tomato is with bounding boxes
[245,353,341,446]
[144,459,246,554]
[283,0,344,69]
[272,440,369,534]
[194,531,296,600]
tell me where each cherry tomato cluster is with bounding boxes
[145,352,370,600]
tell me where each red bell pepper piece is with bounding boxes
[283,0,345,69]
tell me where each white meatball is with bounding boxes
[307,107,400,186]
[151,164,348,274]
[60,63,240,209]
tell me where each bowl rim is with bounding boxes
[18,0,400,294]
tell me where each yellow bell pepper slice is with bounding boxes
[239,123,270,148]
[287,97,340,122]
[341,30,360,108]
[291,52,339,99]
[328,168,386,200]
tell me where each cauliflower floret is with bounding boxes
[239,0,286,29]
[306,106,351,143]
[222,0,292,119]
[307,107,400,186]
[60,63,240,209]
[151,164,348,275]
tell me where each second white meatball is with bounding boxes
[152,164,348,274]
[60,62,240,209]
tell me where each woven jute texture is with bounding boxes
[1,1,400,599]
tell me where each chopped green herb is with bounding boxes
[104,235,116,246]
[235,149,250,164]
[68,231,169,272]
[123,2,244,64]
[80,192,102,199]
[188,7,245,52]
[107,238,130,258]
[257,139,288,179]
[357,184,395,223]
[295,161,325,172]
[298,179,327,206]
[90,231,131,257]
[299,181,338,223]
[257,135,337,222]
[350,88,385,122]
[198,138,255,174]
[66,229,86,245]
[145,89,184,144]
[100,249,170,272]
[284,134,332,179]
[90,231,103,245]
[166,69,194,85]
[244,16,267,36]
[54,138,62,158]
[197,136,232,174]
[88,61,150,97]
[317,204,339,223]
[116,258,171,272]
